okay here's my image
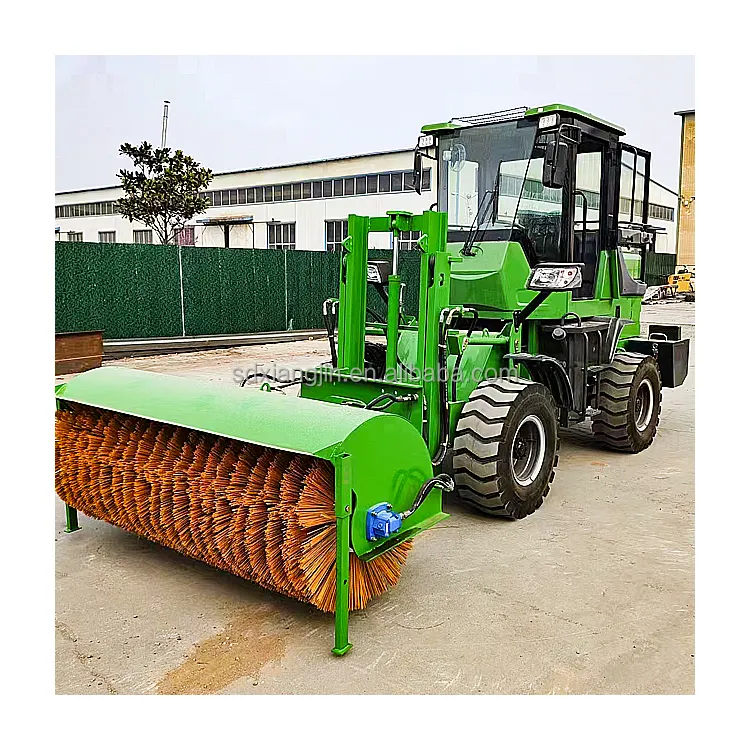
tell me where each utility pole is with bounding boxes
[161,100,170,148]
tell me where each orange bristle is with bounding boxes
[55,404,412,613]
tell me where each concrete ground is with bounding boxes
[55,302,694,694]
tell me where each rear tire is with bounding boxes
[592,352,662,452]
[452,379,560,519]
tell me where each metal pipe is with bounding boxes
[161,100,170,148]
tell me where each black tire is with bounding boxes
[363,341,387,379]
[452,379,560,519]
[592,352,662,452]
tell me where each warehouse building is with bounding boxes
[55,145,678,253]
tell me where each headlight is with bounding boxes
[527,264,583,291]
[418,133,435,149]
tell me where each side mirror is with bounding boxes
[413,150,423,195]
[542,139,569,189]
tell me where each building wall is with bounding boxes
[645,182,679,253]
[677,112,695,266]
[55,151,436,250]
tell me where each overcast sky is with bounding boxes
[56,56,694,193]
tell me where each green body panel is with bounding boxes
[446,240,641,339]
[56,366,377,460]
[421,121,459,133]
[300,370,423,430]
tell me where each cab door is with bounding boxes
[572,133,608,298]
[617,143,652,282]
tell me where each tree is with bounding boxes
[115,142,213,245]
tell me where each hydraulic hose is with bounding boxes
[322,298,339,368]
[431,306,462,467]
[401,474,454,520]
[365,392,419,411]
[450,308,479,402]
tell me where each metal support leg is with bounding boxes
[332,514,352,656]
[64,504,80,533]
[332,453,353,656]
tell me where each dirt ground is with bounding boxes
[55,302,694,694]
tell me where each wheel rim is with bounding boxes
[511,415,546,487]
[634,379,654,432]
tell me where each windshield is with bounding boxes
[437,119,539,231]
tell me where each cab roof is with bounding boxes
[422,103,625,136]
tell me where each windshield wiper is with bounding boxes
[460,159,504,257]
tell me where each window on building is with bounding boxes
[344,178,355,196]
[403,171,415,190]
[322,180,333,198]
[67,232,83,242]
[56,200,119,218]
[648,203,675,222]
[133,230,153,244]
[292,183,302,200]
[398,230,421,252]
[302,182,312,199]
[379,174,391,193]
[273,185,283,202]
[325,220,348,252]
[230,189,238,205]
[177,226,195,246]
[282,184,292,201]
[268,222,295,250]
[355,176,366,195]
[333,179,343,197]
[221,190,230,206]
[391,172,403,191]
[313,181,323,199]
[366,175,378,194]
[99,231,116,243]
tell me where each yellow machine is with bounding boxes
[667,266,695,296]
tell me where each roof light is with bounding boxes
[538,113,559,130]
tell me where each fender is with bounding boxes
[504,352,575,422]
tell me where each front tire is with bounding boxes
[592,352,662,452]
[452,379,560,519]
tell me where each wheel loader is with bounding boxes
[55,104,690,655]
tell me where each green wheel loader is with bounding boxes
[55,104,690,654]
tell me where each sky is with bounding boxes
[55,56,694,193]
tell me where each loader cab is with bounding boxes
[420,104,653,300]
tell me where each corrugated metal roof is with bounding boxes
[55,147,413,196]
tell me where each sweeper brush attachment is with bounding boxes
[55,367,448,654]
[55,404,411,612]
